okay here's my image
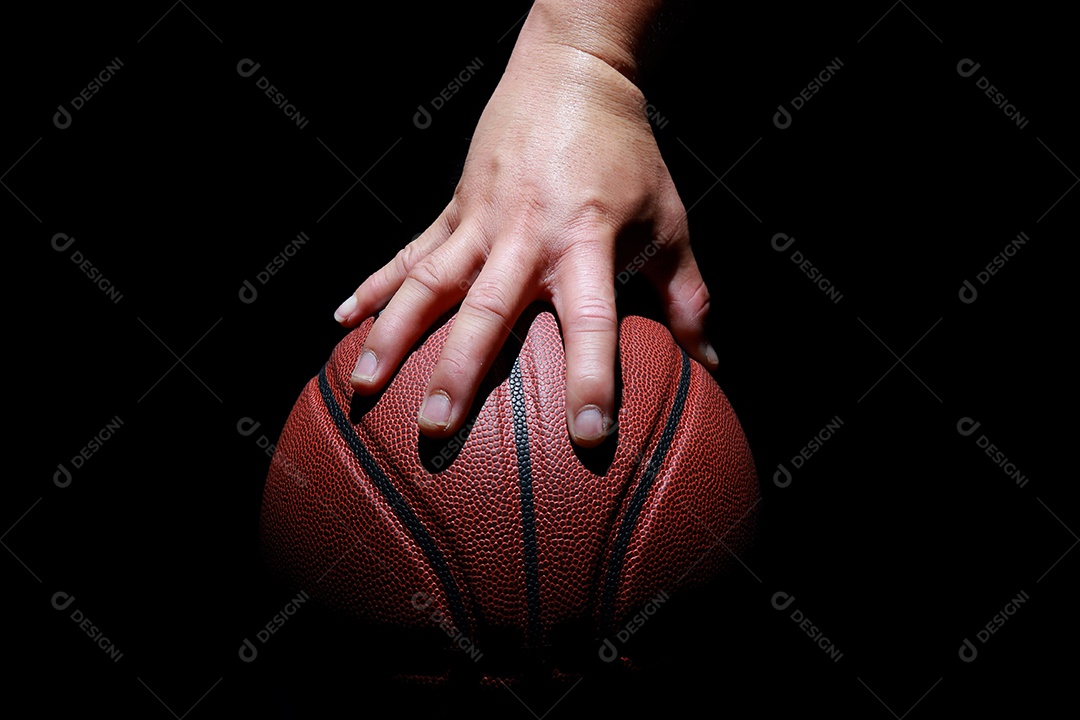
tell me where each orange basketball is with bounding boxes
[260,306,758,656]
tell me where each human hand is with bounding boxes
[334,15,715,447]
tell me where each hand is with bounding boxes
[333,33,716,447]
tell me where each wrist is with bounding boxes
[514,0,661,83]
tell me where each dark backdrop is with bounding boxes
[6,2,1074,717]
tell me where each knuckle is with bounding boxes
[579,196,620,223]
[499,192,553,245]
[406,257,449,298]
[564,354,615,401]
[463,279,515,325]
[676,278,711,324]
[567,297,618,333]
[434,346,472,385]
[567,359,613,391]
[566,197,622,237]
[394,240,425,276]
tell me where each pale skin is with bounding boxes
[334,0,715,447]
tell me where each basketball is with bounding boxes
[260,306,758,659]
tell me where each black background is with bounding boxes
[6,2,1075,717]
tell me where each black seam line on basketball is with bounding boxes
[318,364,471,639]
[599,349,691,632]
[510,357,542,641]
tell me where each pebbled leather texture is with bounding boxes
[260,307,759,653]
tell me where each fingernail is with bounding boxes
[419,391,452,428]
[573,405,607,442]
[334,295,357,323]
[704,342,718,368]
[351,350,378,384]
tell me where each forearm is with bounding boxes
[515,0,667,81]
